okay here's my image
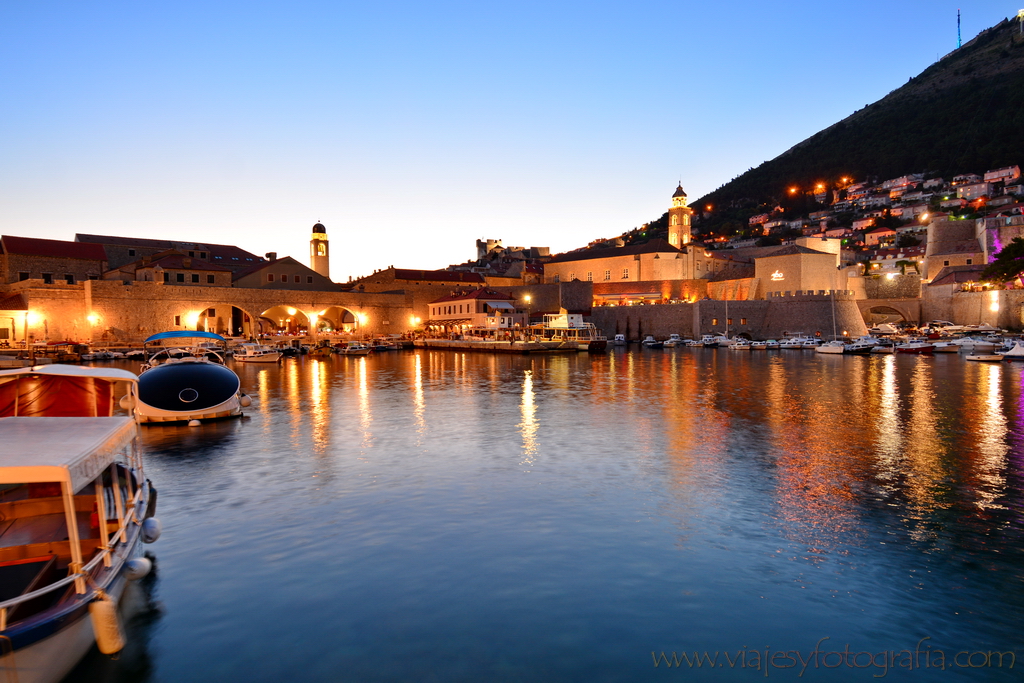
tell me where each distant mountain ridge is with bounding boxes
[690,15,1024,232]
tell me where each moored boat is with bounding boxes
[233,344,282,363]
[895,340,934,354]
[0,365,161,683]
[815,340,847,354]
[965,354,1004,362]
[135,332,251,425]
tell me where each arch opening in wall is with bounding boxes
[863,305,908,326]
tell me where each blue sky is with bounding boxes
[0,1,1015,280]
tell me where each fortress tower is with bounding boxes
[668,184,693,248]
[310,222,330,279]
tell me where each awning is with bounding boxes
[145,331,226,343]
[485,301,516,310]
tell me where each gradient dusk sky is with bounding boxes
[0,2,1015,281]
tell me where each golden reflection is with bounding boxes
[975,363,1008,509]
[309,355,329,456]
[258,368,271,439]
[357,357,372,451]
[413,353,425,439]
[901,359,945,535]
[874,355,903,483]
[518,370,538,466]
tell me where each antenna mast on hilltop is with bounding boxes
[958,9,962,49]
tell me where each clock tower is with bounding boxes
[667,184,693,249]
[310,222,330,279]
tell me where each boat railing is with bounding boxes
[0,482,146,631]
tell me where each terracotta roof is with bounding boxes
[142,252,233,272]
[928,239,983,256]
[762,244,833,257]
[429,288,515,304]
[391,269,484,283]
[548,238,680,264]
[2,236,107,261]
[0,293,28,311]
[76,234,264,265]
[928,265,986,287]
[231,256,326,282]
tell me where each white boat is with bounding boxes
[801,339,822,349]
[729,339,752,350]
[233,344,282,363]
[764,339,780,350]
[749,341,768,350]
[135,332,251,425]
[642,336,663,349]
[337,342,372,356]
[999,341,1024,360]
[966,354,1004,362]
[844,336,880,355]
[815,340,847,354]
[930,341,960,353]
[612,334,627,346]
[0,365,161,683]
[663,334,683,348]
[779,336,814,349]
[533,313,608,351]
[871,342,896,354]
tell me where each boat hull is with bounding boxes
[136,360,243,423]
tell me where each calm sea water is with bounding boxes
[70,348,1024,682]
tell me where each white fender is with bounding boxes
[142,517,162,543]
[124,557,152,580]
[89,592,125,654]
[239,393,252,407]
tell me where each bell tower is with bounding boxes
[310,221,330,279]
[668,184,693,248]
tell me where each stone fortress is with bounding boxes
[2,182,1024,346]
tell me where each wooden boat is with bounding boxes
[0,365,161,683]
[965,354,1004,362]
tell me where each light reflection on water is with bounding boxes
[72,350,1024,682]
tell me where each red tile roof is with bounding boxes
[2,236,107,261]
[429,288,515,304]
[0,293,28,311]
[392,269,485,283]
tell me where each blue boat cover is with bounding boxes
[144,331,226,343]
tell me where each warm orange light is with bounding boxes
[789,187,798,194]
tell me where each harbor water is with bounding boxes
[71,348,1024,681]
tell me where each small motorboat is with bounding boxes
[233,344,282,363]
[815,340,847,354]
[965,354,1004,362]
[0,365,161,682]
[612,334,627,346]
[135,331,251,425]
[729,339,752,350]
[642,336,664,349]
[337,342,372,356]
[663,334,683,348]
[895,340,934,354]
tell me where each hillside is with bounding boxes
[686,15,1024,238]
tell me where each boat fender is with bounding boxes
[119,394,136,410]
[89,591,126,654]
[142,517,162,543]
[188,419,201,427]
[239,393,252,407]
[124,557,152,581]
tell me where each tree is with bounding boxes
[981,237,1024,283]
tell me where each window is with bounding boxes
[604,270,610,281]
[944,260,950,266]
[553,275,560,283]
[174,315,181,326]
[88,274,98,280]
[207,308,216,317]
[306,276,313,284]
[712,318,718,325]
[696,262,701,272]
[569,272,575,281]
[200,252,207,259]
[176,273,185,283]
[64,274,75,284]
[622,268,629,279]
[268,274,275,282]
[191,274,199,283]
[42,273,52,284]
[727,318,733,325]
[280,274,287,282]
[587,272,593,281]
[740,318,747,325]
[966,259,973,265]
[163,272,169,283]
[18,272,29,281]
[207,275,215,284]
[128,249,136,257]
[188,251,195,257]
[294,275,300,283]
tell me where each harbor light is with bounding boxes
[357,313,368,326]
[286,307,297,316]
[26,311,41,326]
[989,290,1000,312]
[410,316,421,326]
[87,313,100,325]
[185,311,201,328]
